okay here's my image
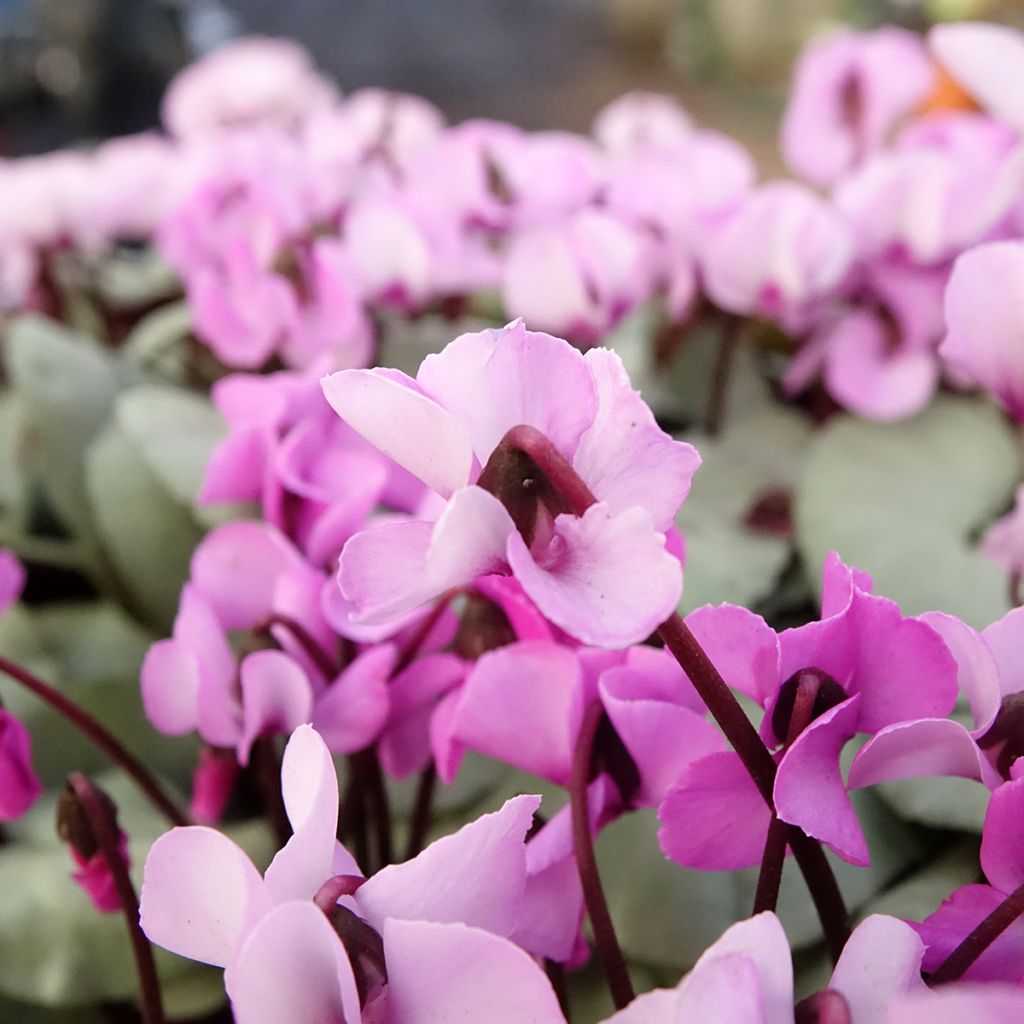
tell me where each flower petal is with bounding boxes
[313,644,396,754]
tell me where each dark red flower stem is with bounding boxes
[929,877,1024,985]
[0,656,188,828]
[395,591,461,674]
[754,671,822,915]
[571,701,634,1010]
[68,774,166,1024]
[494,424,851,961]
[313,873,365,913]
[705,314,742,437]
[251,737,290,846]
[258,614,339,680]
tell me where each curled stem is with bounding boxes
[404,763,437,861]
[571,701,633,1010]
[68,774,165,1024]
[0,656,188,828]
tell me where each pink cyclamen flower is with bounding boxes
[501,208,656,346]
[141,724,552,1022]
[914,774,1024,982]
[940,240,1024,420]
[982,485,1024,578]
[781,26,934,186]
[929,22,1024,136]
[659,552,957,868]
[592,92,695,156]
[321,319,700,647]
[701,181,853,328]
[69,831,130,914]
[161,36,337,140]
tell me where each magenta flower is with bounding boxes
[592,92,695,156]
[69,831,130,914]
[322,320,700,647]
[781,27,934,185]
[940,240,1024,420]
[659,553,957,868]
[913,775,1024,982]
[0,548,25,615]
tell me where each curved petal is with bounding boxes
[573,347,701,530]
[982,605,1024,698]
[321,367,473,497]
[774,696,867,865]
[140,639,201,736]
[0,710,42,821]
[230,901,361,1024]
[848,718,1001,791]
[313,644,396,754]
[452,641,582,786]
[889,985,1024,1022]
[508,503,682,649]
[381,918,565,1024]
[920,611,1002,733]
[357,794,540,937]
[140,826,270,968]
[829,915,927,1019]
[263,724,340,902]
[684,604,781,705]
[416,319,596,466]
[659,751,772,871]
[600,666,727,805]
[237,650,314,767]
[981,776,1024,894]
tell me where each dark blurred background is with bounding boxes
[0,0,1018,161]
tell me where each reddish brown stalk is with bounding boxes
[68,774,165,1024]
[0,656,188,827]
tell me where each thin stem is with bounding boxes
[259,614,338,680]
[929,877,1024,984]
[0,656,188,827]
[404,763,437,860]
[395,591,460,674]
[571,701,633,1010]
[338,766,370,869]
[545,959,572,1022]
[364,749,393,869]
[68,774,165,1024]
[705,315,741,436]
[754,671,821,915]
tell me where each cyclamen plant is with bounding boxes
[6,16,1024,1024]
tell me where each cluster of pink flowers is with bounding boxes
[5,19,1024,1024]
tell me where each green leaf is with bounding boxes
[114,385,225,515]
[3,315,122,537]
[794,396,1020,627]
[85,425,203,631]
[0,771,272,1012]
[597,789,925,972]
[677,407,811,611]
[120,301,193,380]
[92,248,180,311]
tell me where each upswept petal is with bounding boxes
[452,641,582,785]
[321,367,473,497]
[313,644,396,754]
[848,719,1001,791]
[572,347,700,530]
[416,319,597,465]
[829,915,927,1020]
[508,503,682,648]
[380,919,565,1024]
[685,604,781,705]
[140,640,201,736]
[888,985,1024,1022]
[230,901,361,1024]
[356,794,540,937]
[981,776,1024,894]
[982,606,1024,699]
[774,696,867,865]
[659,751,772,871]
[264,724,339,902]
[140,826,271,968]
[237,650,314,767]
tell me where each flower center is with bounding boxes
[978,692,1024,779]
[770,668,848,747]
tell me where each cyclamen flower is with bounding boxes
[141,725,553,1022]
[913,774,1024,982]
[659,553,957,868]
[781,27,934,185]
[940,240,1024,420]
[322,320,700,647]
